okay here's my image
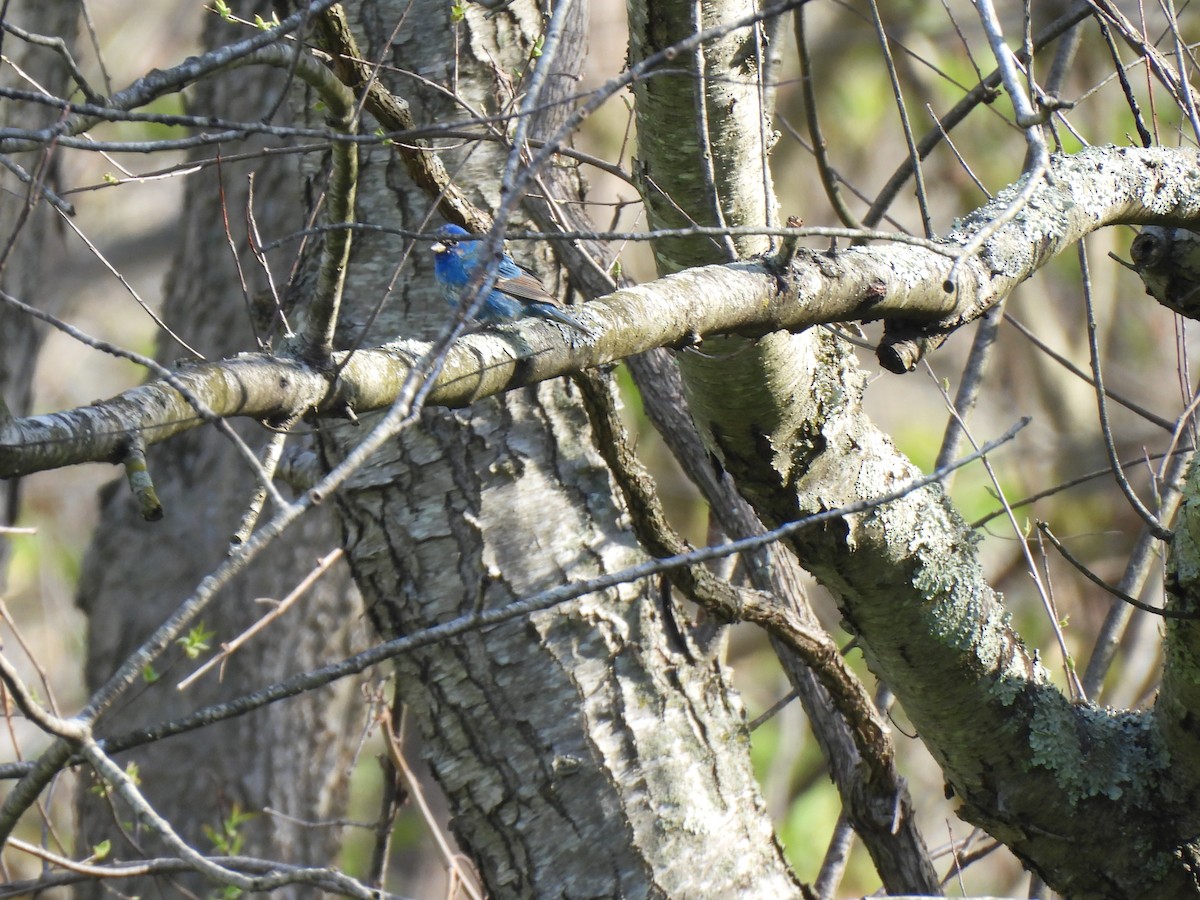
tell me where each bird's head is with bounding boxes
[431,223,471,256]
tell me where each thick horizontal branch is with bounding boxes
[878,144,1200,369]
[3,146,1198,479]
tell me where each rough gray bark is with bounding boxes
[307,0,802,895]
[625,0,939,891]
[732,329,1200,898]
[73,8,364,897]
[9,1,1200,897]
[623,0,1200,894]
[0,0,77,525]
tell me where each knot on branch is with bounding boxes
[1131,226,1200,320]
[122,439,163,522]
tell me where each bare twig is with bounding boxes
[176,549,344,691]
[379,706,483,900]
[0,418,1026,787]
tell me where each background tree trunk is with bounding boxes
[0,1,77,526]
[73,7,365,896]
[625,0,939,890]
[5,1,1199,897]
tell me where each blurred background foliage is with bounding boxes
[3,0,1195,896]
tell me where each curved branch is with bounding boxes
[874,144,1200,370]
[2,145,1198,480]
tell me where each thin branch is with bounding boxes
[691,0,738,260]
[366,690,405,889]
[1088,0,1200,121]
[1081,446,1192,693]
[1039,523,1198,619]
[814,814,855,900]
[864,2,1091,228]
[0,419,1026,785]
[1005,314,1175,432]
[230,430,291,544]
[78,734,377,897]
[746,688,799,730]
[5,836,155,879]
[793,6,863,229]
[0,598,61,718]
[1080,243,1172,540]
[295,55,359,362]
[0,0,341,153]
[971,448,1188,529]
[176,549,344,691]
[0,154,73,215]
[934,303,1005,478]
[928,371,1084,698]
[0,851,412,900]
[54,207,202,359]
[866,0,933,237]
[0,19,105,103]
[0,652,84,739]
[379,707,483,900]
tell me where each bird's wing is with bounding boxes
[496,266,562,305]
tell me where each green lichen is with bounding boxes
[1027,703,1166,806]
[1164,459,1200,686]
[1165,622,1200,688]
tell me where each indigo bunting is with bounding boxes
[431,224,593,335]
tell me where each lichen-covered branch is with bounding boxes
[4,145,1198,483]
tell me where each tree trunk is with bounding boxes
[74,7,364,896]
[0,0,77,525]
[310,0,801,894]
[626,0,939,891]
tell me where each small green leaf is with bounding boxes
[142,663,159,684]
[177,623,216,660]
[204,805,256,858]
[102,173,119,185]
[213,0,232,19]
[450,0,466,24]
[92,839,111,861]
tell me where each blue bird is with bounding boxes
[430,224,593,335]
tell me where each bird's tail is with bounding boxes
[532,303,595,337]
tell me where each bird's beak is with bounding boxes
[431,242,446,254]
